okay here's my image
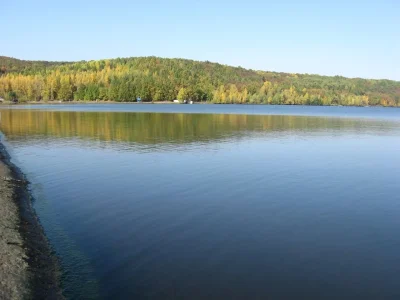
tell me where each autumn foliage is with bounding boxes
[0,56,399,106]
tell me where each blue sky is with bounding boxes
[2,0,399,80]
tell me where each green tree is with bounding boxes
[7,91,18,101]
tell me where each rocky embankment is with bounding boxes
[0,142,63,300]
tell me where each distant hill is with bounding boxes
[0,56,69,74]
[0,56,399,106]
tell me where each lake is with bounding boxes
[0,104,400,299]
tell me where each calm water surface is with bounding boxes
[0,105,400,299]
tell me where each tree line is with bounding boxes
[0,56,399,106]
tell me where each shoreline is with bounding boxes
[0,137,63,299]
[0,100,395,107]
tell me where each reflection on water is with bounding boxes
[0,109,398,145]
[1,107,400,300]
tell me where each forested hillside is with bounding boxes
[0,56,68,74]
[0,56,399,106]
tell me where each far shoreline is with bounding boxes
[0,100,396,108]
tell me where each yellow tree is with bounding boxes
[228,84,239,103]
[177,87,186,100]
[241,88,248,103]
[58,76,73,100]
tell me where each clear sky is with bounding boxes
[2,0,399,80]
